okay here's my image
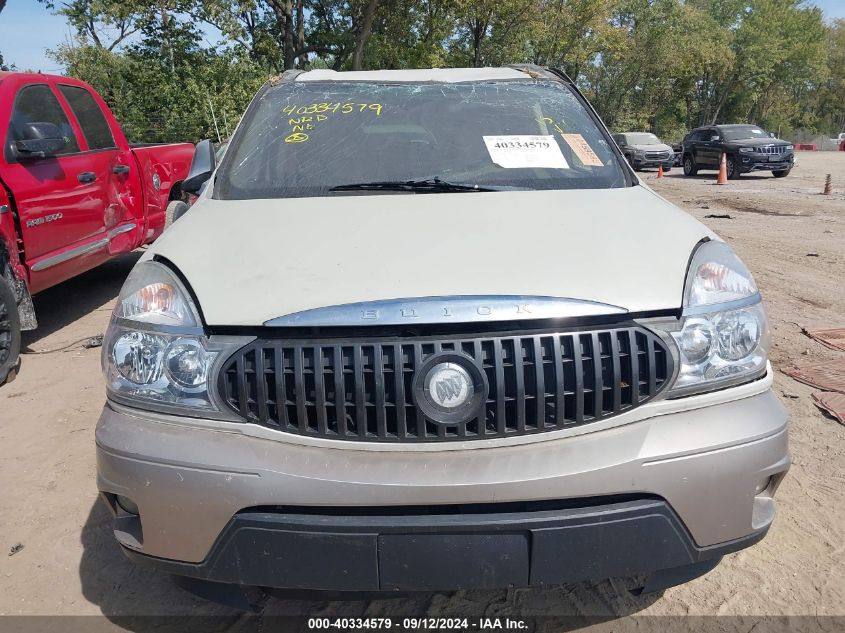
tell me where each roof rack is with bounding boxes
[268,69,304,86]
[506,64,575,84]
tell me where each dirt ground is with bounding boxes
[1,152,843,631]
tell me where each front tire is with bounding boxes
[773,169,791,178]
[0,276,21,386]
[727,156,741,179]
[683,154,698,176]
[164,200,190,229]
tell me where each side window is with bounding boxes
[58,85,116,151]
[7,84,80,156]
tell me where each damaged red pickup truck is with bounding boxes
[0,72,194,385]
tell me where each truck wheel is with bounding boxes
[683,154,697,176]
[772,169,791,178]
[164,200,190,230]
[0,276,21,386]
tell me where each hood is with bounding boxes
[149,186,715,326]
[628,143,673,153]
[727,138,791,149]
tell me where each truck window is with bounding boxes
[7,84,80,156]
[215,80,627,200]
[58,85,116,151]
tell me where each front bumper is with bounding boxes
[121,497,766,592]
[740,155,794,172]
[96,387,789,591]
[631,156,674,168]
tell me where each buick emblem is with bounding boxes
[413,354,487,424]
[426,363,473,409]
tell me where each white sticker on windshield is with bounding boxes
[483,135,569,169]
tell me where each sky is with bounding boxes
[1,0,845,73]
[0,0,224,72]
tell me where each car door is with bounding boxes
[700,128,722,167]
[686,129,702,165]
[56,83,144,250]
[685,130,702,164]
[1,82,108,291]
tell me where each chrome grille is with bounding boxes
[218,325,673,443]
[645,151,672,160]
[759,145,788,155]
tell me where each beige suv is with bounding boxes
[96,65,789,607]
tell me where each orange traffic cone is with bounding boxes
[657,165,664,179]
[717,153,728,185]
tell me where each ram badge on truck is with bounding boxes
[0,72,194,385]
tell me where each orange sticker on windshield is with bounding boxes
[561,134,603,167]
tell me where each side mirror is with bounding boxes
[14,122,67,160]
[182,139,216,195]
[710,135,720,142]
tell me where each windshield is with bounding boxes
[214,79,627,199]
[721,126,769,141]
[624,133,661,145]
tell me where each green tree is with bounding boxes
[33,0,845,142]
[529,0,620,79]
[51,29,265,142]
[687,0,827,127]
[817,20,845,134]
[446,0,537,67]
[36,0,159,50]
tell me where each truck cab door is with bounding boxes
[1,82,108,292]
[56,83,144,256]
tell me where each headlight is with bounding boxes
[655,241,770,397]
[669,302,768,394]
[786,145,794,150]
[164,339,209,387]
[739,147,755,153]
[102,261,249,417]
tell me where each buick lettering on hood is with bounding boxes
[95,65,789,605]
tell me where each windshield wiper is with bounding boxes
[329,177,503,193]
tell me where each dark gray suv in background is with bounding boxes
[613,132,674,172]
